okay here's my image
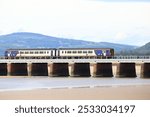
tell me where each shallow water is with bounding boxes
[0,76,150,91]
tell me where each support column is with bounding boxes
[48,63,53,77]
[7,63,11,76]
[90,63,95,77]
[70,63,74,77]
[27,63,32,76]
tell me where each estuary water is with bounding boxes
[0,77,150,91]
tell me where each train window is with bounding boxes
[35,51,38,54]
[62,51,64,53]
[67,51,71,53]
[78,51,82,53]
[40,51,43,54]
[83,51,87,53]
[20,52,24,54]
[25,52,29,54]
[88,51,93,53]
[47,51,49,54]
[30,52,33,54]
[73,51,77,53]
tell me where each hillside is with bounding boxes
[0,32,137,56]
[118,42,150,55]
[133,42,150,55]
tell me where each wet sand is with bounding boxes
[0,85,150,100]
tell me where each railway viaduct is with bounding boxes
[0,57,150,78]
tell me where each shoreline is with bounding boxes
[0,83,150,92]
[0,85,150,100]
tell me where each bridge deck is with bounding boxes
[0,58,150,63]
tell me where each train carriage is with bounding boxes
[58,48,114,58]
[5,48,56,59]
[5,48,114,59]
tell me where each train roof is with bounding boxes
[58,48,114,50]
[6,48,114,51]
[6,48,56,51]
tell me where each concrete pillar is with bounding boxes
[27,63,32,76]
[92,63,113,77]
[70,63,91,77]
[135,63,141,77]
[48,63,52,77]
[90,63,95,77]
[112,63,117,77]
[7,63,11,76]
[140,63,150,78]
[116,63,136,78]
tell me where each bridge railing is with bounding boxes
[0,56,150,59]
[112,56,150,59]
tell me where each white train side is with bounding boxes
[5,48,114,59]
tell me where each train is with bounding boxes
[4,48,114,59]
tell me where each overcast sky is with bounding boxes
[0,0,150,45]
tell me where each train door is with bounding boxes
[55,49,60,58]
[58,50,60,57]
[51,49,56,58]
[51,50,53,56]
[106,50,110,56]
[103,50,106,56]
[55,49,57,57]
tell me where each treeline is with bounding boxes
[117,42,150,56]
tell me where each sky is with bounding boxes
[0,0,150,46]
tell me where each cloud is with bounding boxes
[0,0,150,45]
[114,32,127,41]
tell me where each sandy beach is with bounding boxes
[0,85,150,100]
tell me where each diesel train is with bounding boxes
[5,48,114,59]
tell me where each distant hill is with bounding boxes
[0,32,137,56]
[133,42,150,55]
[118,42,150,55]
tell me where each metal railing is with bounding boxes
[112,56,150,59]
[0,56,150,60]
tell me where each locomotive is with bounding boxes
[5,48,114,59]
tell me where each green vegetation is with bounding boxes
[118,42,150,55]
